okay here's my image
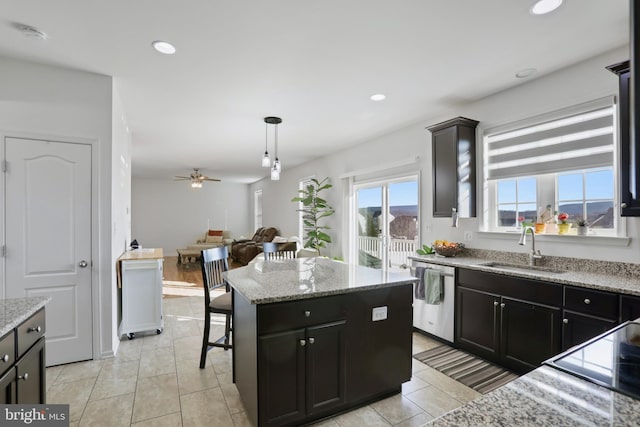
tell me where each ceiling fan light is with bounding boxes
[191,181,202,189]
[270,165,280,181]
[262,151,271,168]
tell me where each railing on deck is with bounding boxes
[358,236,417,269]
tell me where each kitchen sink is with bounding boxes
[477,261,567,274]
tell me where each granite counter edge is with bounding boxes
[0,297,50,337]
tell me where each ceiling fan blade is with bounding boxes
[202,178,221,182]
[174,177,190,180]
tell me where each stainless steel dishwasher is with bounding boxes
[410,260,455,343]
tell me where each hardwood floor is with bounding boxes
[162,255,243,298]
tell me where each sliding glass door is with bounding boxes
[354,176,419,271]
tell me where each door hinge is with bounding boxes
[1,160,7,173]
[1,245,5,258]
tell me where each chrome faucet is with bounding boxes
[518,226,543,266]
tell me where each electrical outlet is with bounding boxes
[372,306,388,322]
[464,231,473,241]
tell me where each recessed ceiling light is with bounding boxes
[516,68,537,78]
[152,40,176,55]
[370,94,386,101]
[530,0,563,15]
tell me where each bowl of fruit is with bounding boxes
[432,240,465,257]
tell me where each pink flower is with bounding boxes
[557,212,569,224]
[518,216,525,223]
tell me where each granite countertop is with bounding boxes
[225,257,417,304]
[409,255,640,297]
[425,365,640,426]
[0,297,50,337]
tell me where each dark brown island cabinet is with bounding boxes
[427,117,479,218]
[0,308,46,403]
[233,285,413,427]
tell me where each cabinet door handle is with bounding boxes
[299,339,306,347]
[28,326,42,333]
[309,337,315,344]
[621,202,628,208]
[584,298,591,305]
[493,301,499,307]
[563,318,569,324]
[18,373,29,381]
[304,311,311,317]
[1,354,8,363]
[500,303,506,308]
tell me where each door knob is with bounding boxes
[79,260,88,268]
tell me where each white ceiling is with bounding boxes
[0,0,630,183]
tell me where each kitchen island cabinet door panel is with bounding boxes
[456,286,500,362]
[306,321,346,417]
[500,298,561,372]
[0,368,15,404]
[15,337,45,404]
[258,329,306,427]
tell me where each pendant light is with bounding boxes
[261,120,271,168]
[263,116,282,180]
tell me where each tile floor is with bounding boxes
[46,295,480,426]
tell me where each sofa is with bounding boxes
[231,227,278,265]
[187,230,233,251]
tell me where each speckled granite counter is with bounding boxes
[425,365,640,426]
[0,297,49,337]
[409,255,640,296]
[225,257,417,304]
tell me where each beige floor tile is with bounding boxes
[46,365,64,391]
[413,367,481,403]
[170,317,201,339]
[405,386,463,418]
[216,371,233,385]
[220,383,245,415]
[176,357,220,395]
[138,346,176,378]
[231,411,253,427]
[142,329,175,350]
[131,412,182,427]
[401,375,429,395]
[98,359,140,381]
[180,387,234,427]
[411,334,441,354]
[333,405,391,427]
[310,419,340,426]
[411,359,429,374]
[173,336,204,361]
[114,338,144,362]
[90,375,138,401]
[370,394,423,425]
[47,377,97,422]
[79,393,134,427]
[69,421,80,427]
[54,359,104,384]
[209,349,233,375]
[394,412,435,427]
[132,373,180,423]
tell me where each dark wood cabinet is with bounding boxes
[620,294,640,322]
[456,269,562,373]
[500,297,561,372]
[0,308,46,404]
[456,286,500,361]
[235,284,412,427]
[561,286,619,351]
[608,60,640,216]
[561,310,617,351]
[427,117,479,218]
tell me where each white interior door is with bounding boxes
[5,137,93,365]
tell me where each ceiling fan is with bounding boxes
[174,168,220,188]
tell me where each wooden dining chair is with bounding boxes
[200,246,232,369]
[263,242,297,260]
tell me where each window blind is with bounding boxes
[485,99,615,180]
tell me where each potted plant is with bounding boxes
[575,217,588,236]
[557,212,571,234]
[291,177,335,256]
[416,244,435,256]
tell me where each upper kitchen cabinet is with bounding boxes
[607,61,640,216]
[428,117,479,218]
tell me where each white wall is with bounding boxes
[131,178,251,254]
[252,46,640,264]
[111,85,132,355]
[0,56,117,358]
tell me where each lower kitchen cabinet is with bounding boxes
[0,308,46,404]
[561,311,617,351]
[456,287,500,361]
[620,294,640,322]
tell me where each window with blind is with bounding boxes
[483,97,618,235]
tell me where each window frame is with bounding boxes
[254,189,263,230]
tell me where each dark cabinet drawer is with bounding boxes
[0,331,15,376]
[564,287,618,320]
[17,309,45,357]
[258,296,347,334]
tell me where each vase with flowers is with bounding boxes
[557,212,571,234]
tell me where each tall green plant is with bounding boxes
[291,177,335,255]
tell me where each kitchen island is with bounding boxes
[225,257,416,427]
